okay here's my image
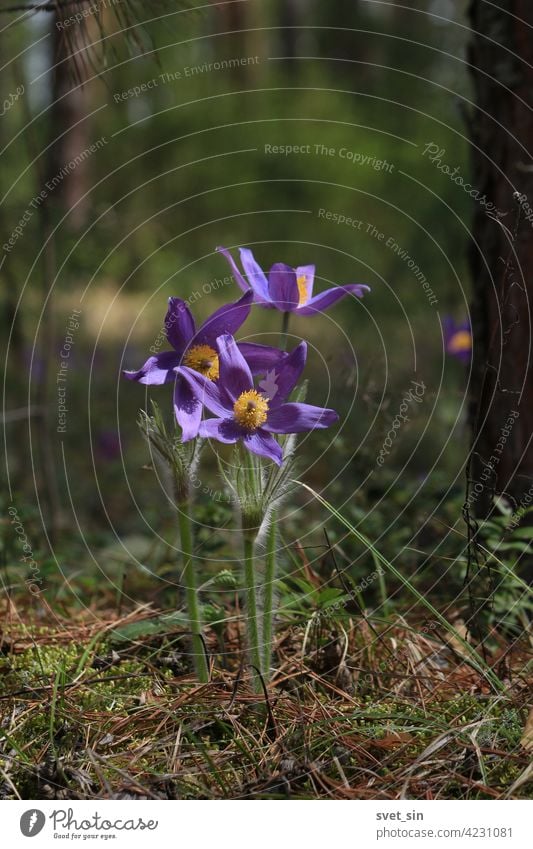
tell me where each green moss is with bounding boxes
[1,625,529,801]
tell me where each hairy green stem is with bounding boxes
[178,504,209,683]
[257,310,291,677]
[280,311,291,351]
[262,519,277,676]
[243,534,262,690]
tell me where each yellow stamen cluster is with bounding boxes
[448,330,472,354]
[233,390,269,431]
[183,344,219,380]
[297,274,309,307]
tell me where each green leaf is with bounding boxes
[201,569,238,590]
[109,612,188,643]
[316,587,346,607]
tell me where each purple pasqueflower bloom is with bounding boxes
[217,245,370,314]
[123,291,286,439]
[443,316,472,363]
[179,333,339,465]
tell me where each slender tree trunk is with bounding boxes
[276,0,304,77]
[32,8,93,539]
[0,37,25,385]
[213,0,263,85]
[47,9,91,229]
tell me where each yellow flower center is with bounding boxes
[183,344,219,380]
[297,274,309,307]
[448,330,472,354]
[233,389,269,431]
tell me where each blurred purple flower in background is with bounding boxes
[24,348,47,384]
[179,334,338,465]
[95,429,122,461]
[443,316,472,363]
[217,246,370,315]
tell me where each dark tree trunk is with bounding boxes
[315,0,361,56]
[466,1,533,620]
[276,0,304,77]
[213,0,263,85]
[47,10,92,229]
[468,1,533,518]
[32,8,94,539]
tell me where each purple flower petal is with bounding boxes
[295,264,315,304]
[195,291,253,346]
[243,429,283,465]
[123,350,180,385]
[216,246,253,296]
[216,333,253,401]
[266,341,307,406]
[297,284,370,315]
[239,248,270,302]
[174,372,202,441]
[237,342,288,375]
[165,298,196,351]
[178,367,231,417]
[263,402,339,433]
[96,430,121,461]
[267,263,300,312]
[198,417,243,443]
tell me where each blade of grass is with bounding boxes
[298,482,504,693]
[0,728,31,764]
[49,665,63,753]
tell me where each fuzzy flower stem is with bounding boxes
[258,310,290,677]
[178,503,209,683]
[243,533,262,691]
[262,520,277,677]
[279,311,291,351]
[258,310,290,675]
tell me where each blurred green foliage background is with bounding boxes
[2,0,478,609]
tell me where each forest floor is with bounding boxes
[1,598,531,800]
